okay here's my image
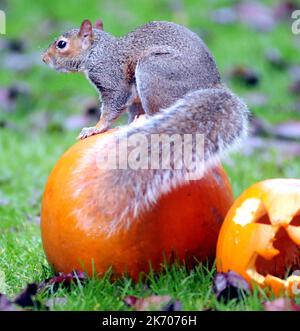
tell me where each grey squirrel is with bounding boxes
[42,19,248,232]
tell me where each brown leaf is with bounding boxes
[213,271,250,302]
[14,283,39,308]
[273,121,300,140]
[273,1,298,21]
[236,1,276,32]
[3,52,40,72]
[228,66,260,87]
[39,270,87,292]
[242,136,300,158]
[264,298,300,311]
[124,295,180,311]
[249,116,272,136]
[211,7,237,25]
[0,84,31,112]
[0,294,18,311]
[7,39,27,53]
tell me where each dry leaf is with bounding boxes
[264,298,300,311]
[124,295,181,311]
[213,271,250,302]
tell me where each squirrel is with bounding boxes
[42,19,248,232]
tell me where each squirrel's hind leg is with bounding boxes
[127,102,145,123]
[126,85,145,123]
[135,52,198,115]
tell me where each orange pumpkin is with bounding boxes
[217,179,300,297]
[41,130,233,280]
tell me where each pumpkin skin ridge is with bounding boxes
[41,131,234,280]
[216,178,300,297]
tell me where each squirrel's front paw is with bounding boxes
[77,126,106,140]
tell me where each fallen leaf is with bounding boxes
[211,7,237,25]
[249,115,271,136]
[236,1,276,32]
[228,66,260,87]
[242,136,300,158]
[39,270,87,292]
[0,294,18,311]
[0,84,31,112]
[2,52,40,72]
[0,283,41,311]
[14,283,39,308]
[124,295,139,307]
[273,121,300,140]
[7,39,27,53]
[124,295,180,311]
[273,1,298,20]
[213,270,250,302]
[161,300,182,311]
[264,298,300,311]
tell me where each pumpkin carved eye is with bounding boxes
[256,214,272,225]
[217,179,300,297]
[290,214,300,226]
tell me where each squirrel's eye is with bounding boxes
[57,40,67,49]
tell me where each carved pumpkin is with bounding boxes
[217,179,300,297]
[41,130,233,280]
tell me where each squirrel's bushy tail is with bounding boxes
[76,87,248,234]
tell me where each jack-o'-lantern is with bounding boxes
[217,179,300,297]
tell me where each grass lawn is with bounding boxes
[0,0,300,310]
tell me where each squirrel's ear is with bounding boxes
[79,19,93,38]
[94,19,103,30]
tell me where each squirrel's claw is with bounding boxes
[77,126,106,140]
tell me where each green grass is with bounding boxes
[0,0,300,310]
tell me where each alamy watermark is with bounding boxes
[0,10,5,35]
[292,10,300,34]
[95,133,206,180]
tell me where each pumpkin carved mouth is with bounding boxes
[247,219,300,294]
[216,179,300,297]
[246,210,300,295]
